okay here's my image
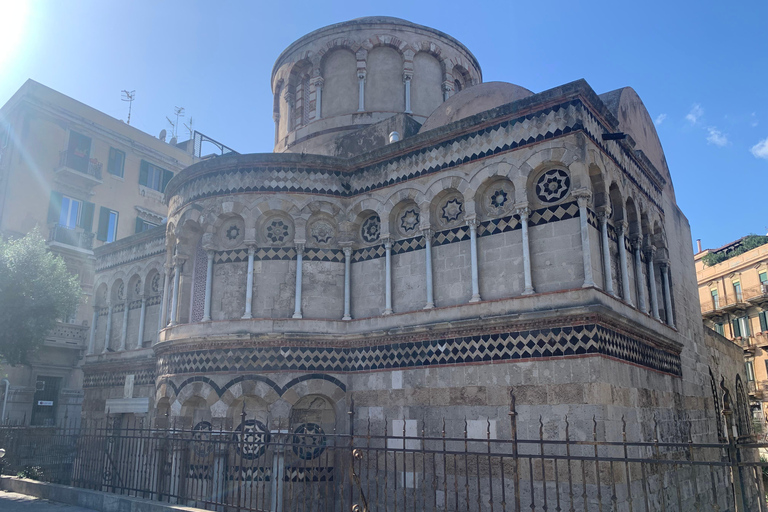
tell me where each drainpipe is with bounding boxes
[0,378,9,424]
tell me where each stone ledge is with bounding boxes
[0,476,206,512]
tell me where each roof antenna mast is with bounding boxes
[121,90,135,125]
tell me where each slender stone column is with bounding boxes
[293,243,304,319]
[467,219,481,302]
[573,189,595,288]
[517,206,534,295]
[169,261,182,326]
[383,237,393,315]
[241,246,255,320]
[598,209,615,296]
[119,301,129,351]
[159,268,170,332]
[616,221,634,306]
[645,245,661,320]
[632,235,648,313]
[423,229,435,309]
[137,297,146,349]
[357,71,366,112]
[404,73,412,114]
[88,306,98,355]
[102,302,112,354]
[442,82,452,102]
[660,261,675,327]
[314,78,323,119]
[342,246,352,320]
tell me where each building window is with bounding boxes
[59,196,81,229]
[734,281,743,302]
[97,207,118,243]
[135,217,158,233]
[107,147,125,177]
[65,131,91,173]
[139,160,173,193]
[711,289,719,309]
[760,311,768,333]
[760,271,768,284]
[746,361,755,382]
[47,191,94,232]
[714,322,725,336]
[733,315,751,338]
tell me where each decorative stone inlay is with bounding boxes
[361,214,380,243]
[399,208,420,235]
[440,198,463,224]
[310,221,335,245]
[265,219,292,245]
[192,421,214,457]
[292,423,327,460]
[134,279,142,297]
[151,273,161,294]
[117,283,125,301]
[535,169,571,203]
[233,419,270,459]
[490,189,508,208]
[226,224,240,241]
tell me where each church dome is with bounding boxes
[419,81,534,133]
[270,17,482,155]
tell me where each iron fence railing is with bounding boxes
[0,396,766,511]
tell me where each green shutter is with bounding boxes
[760,311,768,332]
[161,169,174,192]
[135,217,144,234]
[733,319,741,337]
[47,191,63,224]
[139,160,148,186]
[79,201,95,232]
[743,317,751,337]
[97,206,110,241]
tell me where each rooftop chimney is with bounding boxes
[696,239,702,253]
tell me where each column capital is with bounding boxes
[465,217,478,229]
[382,235,393,250]
[631,235,644,250]
[420,228,434,239]
[596,208,611,223]
[245,242,258,254]
[311,76,324,87]
[644,245,657,260]
[357,70,366,81]
[572,188,593,208]
[205,248,215,258]
[172,256,186,268]
[294,241,305,253]
[442,81,454,93]
[342,245,353,257]
[658,259,670,271]
[403,72,413,82]
[514,205,530,221]
[615,220,629,236]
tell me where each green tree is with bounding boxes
[0,229,81,365]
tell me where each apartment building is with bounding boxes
[696,235,768,428]
[0,79,198,424]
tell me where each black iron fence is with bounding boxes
[0,395,766,512]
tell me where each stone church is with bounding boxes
[81,16,742,449]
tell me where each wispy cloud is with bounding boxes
[686,104,703,125]
[654,113,667,125]
[751,112,759,128]
[706,127,729,147]
[751,137,768,159]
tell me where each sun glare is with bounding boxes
[0,1,30,71]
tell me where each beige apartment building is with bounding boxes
[696,235,768,428]
[0,79,206,425]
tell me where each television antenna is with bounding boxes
[183,117,194,139]
[121,90,135,125]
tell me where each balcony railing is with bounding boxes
[48,224,94,250]
[57,150,102,180]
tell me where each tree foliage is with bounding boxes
[702,235,768,267]
[0,229,81,365]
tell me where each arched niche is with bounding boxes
[411,52,443,117]
[321,49,358,117]
[365,46,404,112]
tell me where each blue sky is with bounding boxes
[1,0,765,250]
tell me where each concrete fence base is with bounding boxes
[0,476,207,512]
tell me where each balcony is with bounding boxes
[48,224,94,251]
[43,321,88,350]
[737,336,756,355]
[54,150,102,188]
[748,284,768,307]
[755,332,768,348]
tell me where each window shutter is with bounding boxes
[760,311,768,332]
[47,191,63,224]
[743,317,751,337]
[97,207,110,241]
[139,160,148,186]
[161,169,174,192]
[135,217,144,234]
[733,319,741,337]
[79,201,95,232]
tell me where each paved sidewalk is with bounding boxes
[0,490,97,511]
